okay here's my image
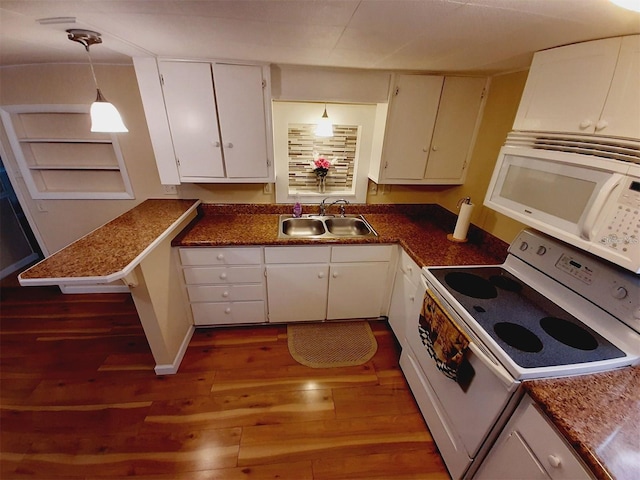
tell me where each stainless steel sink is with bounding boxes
[281,217,326,237]
[278,214,377,239]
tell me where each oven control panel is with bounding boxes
[510,229,640,332]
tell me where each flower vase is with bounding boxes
[318,175,326,193]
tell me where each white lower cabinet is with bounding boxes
[265,244,395,323]
[388,249,422,344]
[474,395,593,480]
[179,247,266,326]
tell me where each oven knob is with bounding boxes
[610,286,628,300]
[536,246,547,255]
[519,242,529,251]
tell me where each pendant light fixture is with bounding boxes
[67,29,128,133]
[315,104,334,137]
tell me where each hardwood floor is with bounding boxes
[0,284,449,479]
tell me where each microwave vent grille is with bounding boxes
[505,131,640,164]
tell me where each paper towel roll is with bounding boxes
[452,202,474,241]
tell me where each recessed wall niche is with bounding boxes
[287,124,359,194]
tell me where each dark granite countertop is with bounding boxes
[171,203,509,268]
[19,199,200,285]
[525,367,640,480]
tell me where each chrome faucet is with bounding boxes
[319,198,350,217]
[319,197,330,216]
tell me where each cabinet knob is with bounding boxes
[406,265,412,273]
[219,272,228,280]
[595,120,609,131]
[213,141,220,147]
[318,272,325,278]
[422,147,428,152]
[409,295,415,302]
[547,455,561,468]
[225,307,232,314]
[225,142,234,148]
[222,291,229,298]
[332,271,339,278]
[217,253,225,260]
[579,119,593,130]
[431,146,438,151]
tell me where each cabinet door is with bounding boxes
[327,262,390,320]
[599,35,640,139]
[513,37,621,134]
[213,63,269,178]
[475,430,551,480]
[424,77,485,183]
[158,61,225,178]
[388,269,420,343]
[382,75,444,180]
[266,264,329,322]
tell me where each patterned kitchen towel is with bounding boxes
[419,288,471,382]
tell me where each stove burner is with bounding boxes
[494,322,543,353]
[444,272,497,299]
[540,317,598,351]
[489,274,523,293]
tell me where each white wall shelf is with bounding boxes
[0,104,134,200]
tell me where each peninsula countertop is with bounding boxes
[19,198,200,286]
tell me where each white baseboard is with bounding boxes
[153,325,195,375]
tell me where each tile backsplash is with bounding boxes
[287,123,358,194]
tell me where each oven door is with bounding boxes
[403,278,520,477]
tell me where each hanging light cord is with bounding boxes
[82,44,101,93]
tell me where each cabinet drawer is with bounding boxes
[517,401,590,479]
[264,246,331,264]
[179,247,262,266]
[331,244,394,262]
[399,248,421,286]
[191,301,266,325]
[187,284,264,302]
[183,266,263,284]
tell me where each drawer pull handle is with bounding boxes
[217,254,225,260]
[225,307,232,314]
[547,455,561,468]
[222,291,229,298]
[219,273,228,280]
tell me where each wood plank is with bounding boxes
[238,413,434,466]
[143,389,335,432]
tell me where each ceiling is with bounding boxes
[1,0,639,74]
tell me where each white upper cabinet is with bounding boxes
[159,61,225,178]
[133,58,274,184]
[513,35,640,140]
[370,74,486,185]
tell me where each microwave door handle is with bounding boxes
[580,174,623,240]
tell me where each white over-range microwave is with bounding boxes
[485,132,640,273]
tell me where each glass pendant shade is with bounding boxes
[315,107,334,137]
[90,89,128,133]
[609,0,640,11]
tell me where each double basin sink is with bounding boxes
[278,214,377,239]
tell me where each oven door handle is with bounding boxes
[420,275,515,389]
[467,343,515,388]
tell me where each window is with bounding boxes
[0,105,133,200]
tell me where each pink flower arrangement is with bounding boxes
[313,157,331,177]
